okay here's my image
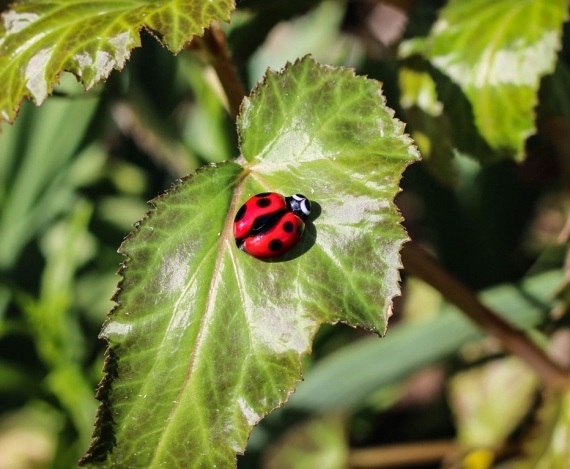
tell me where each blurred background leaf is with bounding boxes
[262,413,348,469]
[419,0,568,159]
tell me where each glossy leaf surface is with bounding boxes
[424,0,568,158]
[0,0,234,124]
[81,57,419,467]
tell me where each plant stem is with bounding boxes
[348,440,455,468]
[190,24,246,119]
[401,242,569,390]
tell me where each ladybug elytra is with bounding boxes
[233,192,311,259]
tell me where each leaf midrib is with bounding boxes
[147,165,249,467]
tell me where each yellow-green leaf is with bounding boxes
[424,0,568,158]
[0,0,234,124]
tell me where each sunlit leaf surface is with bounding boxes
[0,0,234,124]
[424,0,568,158]
[81,57,420,468]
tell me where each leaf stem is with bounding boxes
[401,242,569,390]
[190,24,246,119]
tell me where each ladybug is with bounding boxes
[233,192,311,259]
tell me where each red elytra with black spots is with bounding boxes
[233,192,311,259]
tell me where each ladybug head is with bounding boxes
[286,194,311,220]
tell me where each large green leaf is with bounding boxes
[0,0,234,125]
[81,57,420,467]
[423,0,568,158]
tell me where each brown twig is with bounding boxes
[189,24,246,119]
[348,440,456,468]
[401,242,569,390]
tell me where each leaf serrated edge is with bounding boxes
[238,54,421,167]
[78,161,239,466]
[81,56,421,465]
[0,2,236,128]
[238,55,420,337]
[233,56,421,456]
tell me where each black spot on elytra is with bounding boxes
[250,210,287,235]
[283,221,294,233]
[251,214,275,232]
[269,239,283,252]
[256,198,271,208]
[234,204,246,222]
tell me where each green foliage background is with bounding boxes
[1,0,570,468]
